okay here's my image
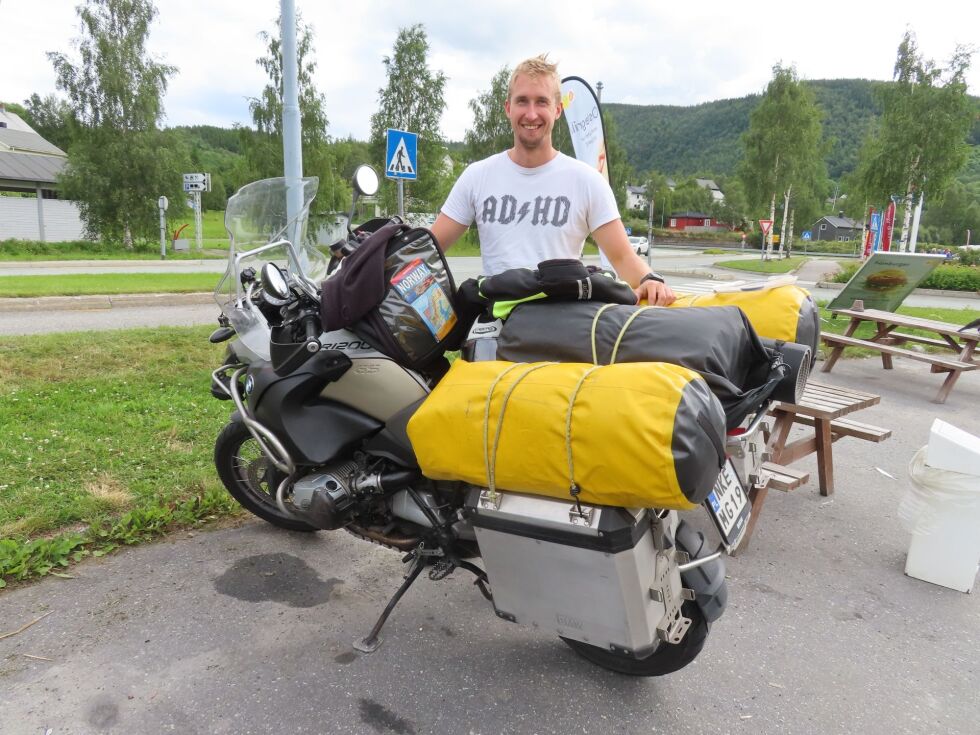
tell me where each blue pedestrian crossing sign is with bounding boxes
[802,230,812,241]
[385,129,418,181]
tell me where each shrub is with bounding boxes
[830,262,979,291]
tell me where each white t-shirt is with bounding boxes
[440,151,620,275]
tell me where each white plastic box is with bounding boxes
[904,422,980,593]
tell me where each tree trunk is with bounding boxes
[787,209,795,256]
[898,179,915,252]
[778,185,792,258]
[765,192,776,260]
[123,225,133,250]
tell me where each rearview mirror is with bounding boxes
[352,165,380,197]
[260,263,290,301]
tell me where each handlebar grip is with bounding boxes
[303,315,319,342]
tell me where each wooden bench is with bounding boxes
[822,333,976,373]
[822,307,980,403]
[734,382,888,553]
[760,462,810,491]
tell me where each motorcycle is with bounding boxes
[207,167,797,676]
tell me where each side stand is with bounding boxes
[354,552,426,654]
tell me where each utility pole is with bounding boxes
[281,0,304,246]
[596,81,603,103]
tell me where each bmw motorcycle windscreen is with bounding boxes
[406,360,726,510]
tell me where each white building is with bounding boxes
[0,105,85,241]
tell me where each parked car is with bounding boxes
[628,235,649,256]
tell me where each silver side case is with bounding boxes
[469,491,692,657]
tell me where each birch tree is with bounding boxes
[49,0,188,245]
[738,65,828,258]
[464,66,512,161]
[369,24,448,212]
[854,31,974,251]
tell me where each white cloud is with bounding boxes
[3,0,978,141]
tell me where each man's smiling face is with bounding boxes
[505,72,562,151]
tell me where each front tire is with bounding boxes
[213,421,317,532]
[561,601,708,676]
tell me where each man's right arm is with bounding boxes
[430,214,468,252]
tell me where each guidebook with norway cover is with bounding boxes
[390,258,457,340]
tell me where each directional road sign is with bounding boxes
[182,172,211,193]
[385,129,418,181]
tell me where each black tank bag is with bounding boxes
[320,223,463,371]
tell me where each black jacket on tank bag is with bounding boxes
[319,224,465,371]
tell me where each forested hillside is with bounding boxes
[605,79,883,179]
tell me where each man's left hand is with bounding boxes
[635,279,676,306]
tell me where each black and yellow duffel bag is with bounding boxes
[406,359,726,510]
[669,284,819,355]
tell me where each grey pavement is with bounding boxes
[1,361,978,734]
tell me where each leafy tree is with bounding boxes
[919,180,980,245]
[48,0,188,245]
[369,24,449,212]
[464,66,512,162]
[243,14,348,213]
[854,31,975,250]
[603,113,634,212]
[22,94,76,151]
[738,64,828,256]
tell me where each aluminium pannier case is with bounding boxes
[406,359,726,510]
[465,490,689,657]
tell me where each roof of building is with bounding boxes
[0,151,67,184]
[671,211,713,219]
[626,184,646,195]
[695,178,721,191]
[0,109,68,186]
[816,215,862,229]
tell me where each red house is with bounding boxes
[668,211,728,232]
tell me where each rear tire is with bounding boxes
[561,601,708,676]
[214,421,317,532]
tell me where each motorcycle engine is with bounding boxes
[291,460,359,530]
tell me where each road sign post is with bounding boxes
[183,173,211,251]
[758,219,773,260]
[158,196,169,260]
[385,129,418,218]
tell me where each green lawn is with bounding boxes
[0,272,221,297]
[715,256,810,273]
[0,326,238,587]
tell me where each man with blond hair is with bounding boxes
[431,54,674,305]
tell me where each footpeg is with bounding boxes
[428,558,456,581]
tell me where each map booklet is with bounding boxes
[390,258,457,340]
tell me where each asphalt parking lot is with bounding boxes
[1,354,978,735]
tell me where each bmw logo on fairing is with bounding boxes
[245,375,254,395]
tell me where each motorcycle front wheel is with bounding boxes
[214,421,317,532]
[560,601,708,676]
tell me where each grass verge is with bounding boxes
[715,256,811,274]
[0,326,238,588]
[0,272,221,297]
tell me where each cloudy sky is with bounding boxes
[4,0,978,142]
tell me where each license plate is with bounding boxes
[705,459,751,550]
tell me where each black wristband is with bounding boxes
[639,272,665,285]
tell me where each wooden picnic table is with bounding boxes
[738,381,890,552]
[821,307,979,403]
